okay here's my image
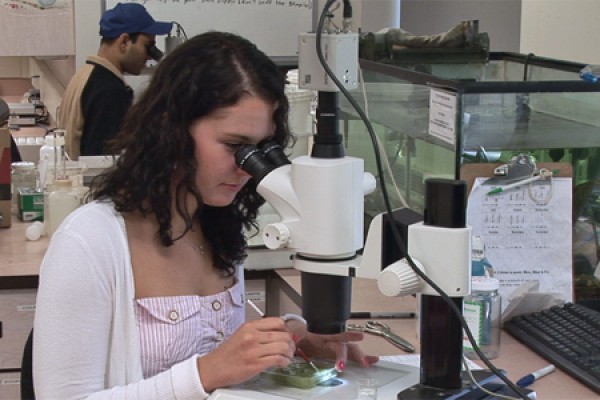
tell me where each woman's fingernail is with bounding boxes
[335,360,345,372]
[361,357,370,367]
[291,334,299,342]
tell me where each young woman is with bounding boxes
[33,31,378,399]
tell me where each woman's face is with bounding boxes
[190,95,277,206]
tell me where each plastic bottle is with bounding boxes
[39,134,57,189]
[46,179,80,237]
[39,134,56,162]
[43,130,71,235]
[463,276,501,360]
[53,130,67,180]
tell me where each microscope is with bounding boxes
[236,0,367,335]
[236,1,525,398]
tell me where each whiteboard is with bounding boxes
[105,0,314,62]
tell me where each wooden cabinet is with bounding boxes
[0,289,36,370]
[0,1,74,57]
[0,371,21,400]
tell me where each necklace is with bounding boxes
[180,236,205,255]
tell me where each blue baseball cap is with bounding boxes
[100,3,173,39]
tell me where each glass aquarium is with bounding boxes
[341,52,600,305]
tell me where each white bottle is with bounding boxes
[46,179,80,237]
[39,134,56,163]
[39,134,57,189]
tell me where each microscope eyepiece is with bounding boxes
[235,144,277,184]
[147,45,164,62]
[259,140,291,167]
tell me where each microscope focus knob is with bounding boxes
[262,223,290,249]
[362,172,377,195]
[377,258,423,297]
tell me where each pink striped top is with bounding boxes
[134,279,245,378]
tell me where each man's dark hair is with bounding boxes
[100,32,142,46]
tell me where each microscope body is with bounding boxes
[258,156,367,266]
[253,152,375,333]
[236,2,474,393]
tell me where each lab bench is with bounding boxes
[1,216,598,399]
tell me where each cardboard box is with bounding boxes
[0,128,11,228]
[18,188,43,222]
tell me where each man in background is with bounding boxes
[59,3,172,159]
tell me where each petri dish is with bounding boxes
[261,358,338,389]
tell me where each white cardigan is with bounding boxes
[33,201,228,399]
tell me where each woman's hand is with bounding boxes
[288,321,379,372]
[197,317,295,392]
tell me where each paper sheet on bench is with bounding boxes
[467,177,573,311]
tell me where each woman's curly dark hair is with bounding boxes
[89,31,291,275]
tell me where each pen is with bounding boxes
[350,311,416,319]
[294,347,319,372]
[246,298,265,318]
[487,169,559,196]
[486,174,542,195]
[246,299,307,324]
[515,364,556,387]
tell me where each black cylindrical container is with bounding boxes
[420,295,464,389]
[301,271,351,334]
[420,178,467,389]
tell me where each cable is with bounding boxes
[462,357,523,400]
[173,21,189,40]
[315,1,529,398]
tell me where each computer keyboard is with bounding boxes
[504,302,600,394]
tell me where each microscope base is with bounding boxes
[397,370,506,399]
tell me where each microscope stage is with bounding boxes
[209,360,419,399]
